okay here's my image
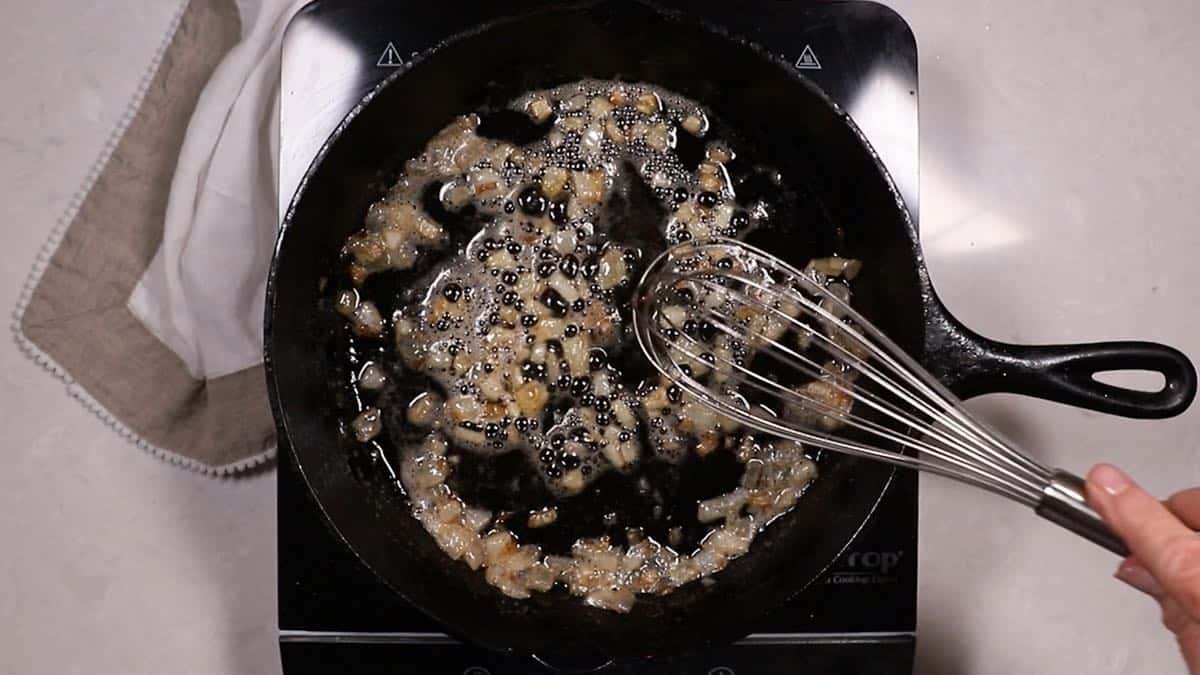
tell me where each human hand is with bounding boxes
[1087,463,1200,673]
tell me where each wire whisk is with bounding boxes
[632,238,1128,556]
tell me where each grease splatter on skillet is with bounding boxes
[329,80,860,611]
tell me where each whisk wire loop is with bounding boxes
[632,239,1129,556]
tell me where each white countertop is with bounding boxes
[2,1,1198,673]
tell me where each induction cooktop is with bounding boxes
[277,2,919,673]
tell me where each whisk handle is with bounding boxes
[1035,470,1130,557]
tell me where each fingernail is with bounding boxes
[1092,464,1133,497]
[1116,560,1163,596]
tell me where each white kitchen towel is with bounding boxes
[16,0,307,474]
[128,0,304,380]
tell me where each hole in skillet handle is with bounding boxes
[1092,369,1167,393]
[925,309,1198,419]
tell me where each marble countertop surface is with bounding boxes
[2,1,1198,673]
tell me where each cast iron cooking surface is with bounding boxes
[277,5,921,671]
[269,1,914,659]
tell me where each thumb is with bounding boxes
[1087,464,1200,620]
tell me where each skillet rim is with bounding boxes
[265,0,919,658]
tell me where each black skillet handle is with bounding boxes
[926,309,1197,419]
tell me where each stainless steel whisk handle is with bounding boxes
[1035,470,1130,557]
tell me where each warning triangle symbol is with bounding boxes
[377,42,404,67]
[795,44,822,70]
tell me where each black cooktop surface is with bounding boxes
[278,2,918,673]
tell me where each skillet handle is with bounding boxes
[926,313,1197,419]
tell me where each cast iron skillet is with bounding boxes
[265,0,1196,663]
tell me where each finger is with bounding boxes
[1164,600,1200,674]
[1087,464,1200,621]
[1168,489,1200,530]
[1116,557,1164,597]
[1163,597,1197,635]
[1182,627,1200,675]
